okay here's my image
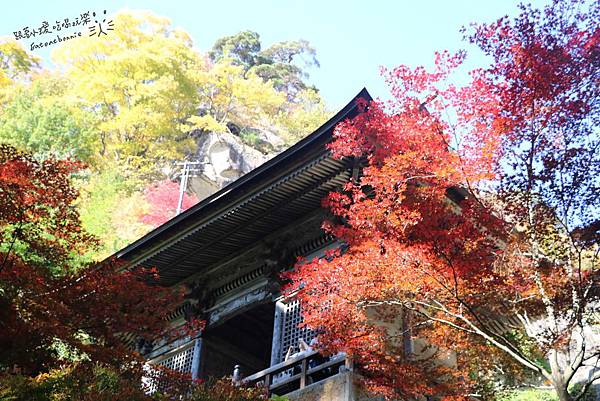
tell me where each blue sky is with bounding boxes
[2,0,551,110]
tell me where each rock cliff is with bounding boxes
[185,130,279,201]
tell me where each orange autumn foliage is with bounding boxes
[287,1,599,400]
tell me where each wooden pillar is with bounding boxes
[344,355,354,372]
[300,358,308,388]
[264,373,271,397]
[270,300,285,366]
[191,337,203,380]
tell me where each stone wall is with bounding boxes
[284,372,382,401]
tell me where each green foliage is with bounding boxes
[237,128,275,153]
[209,30,262,68]
[572,384,598,401]
[251,39,319,99]
[238,128,262,148]
[3,21,327,174]
[0,373,45,401]
[504,330,550,374]
[76,169,152,260]
[0,365,150,401]
[0,78,99,164]
[50,337,90,364]
[497,386,597,401]
[209,30,320,101]
[498,388,558,401]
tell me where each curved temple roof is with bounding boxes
[116,88,372,286]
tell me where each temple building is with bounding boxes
[116,89,372,400]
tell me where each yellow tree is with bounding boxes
[186,55,286,134]
[0,38,40,105]
[188,54,330,149]
[276,88,329,145]
[52,11,202,178]
[207,30,330,145]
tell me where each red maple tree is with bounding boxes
[141,179,199,227]
[287,1,599,400]
[0,144,190,389]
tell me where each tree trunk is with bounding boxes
[552,378,573,401]
[555,387,572,401]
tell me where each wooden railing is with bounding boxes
[241,351,352,397]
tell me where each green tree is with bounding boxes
[76,168,150,259]
[0,75,99,163]
[208,30,320,101]
[252,39,319,100]
[209,30,262,69]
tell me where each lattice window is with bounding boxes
[273,299,315,364]
[158,345,195,373]
[145,343,195,394]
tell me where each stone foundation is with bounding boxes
[284,372,382,401]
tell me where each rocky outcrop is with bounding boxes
[186,131,274,201]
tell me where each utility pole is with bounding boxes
[176,161,202,215]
